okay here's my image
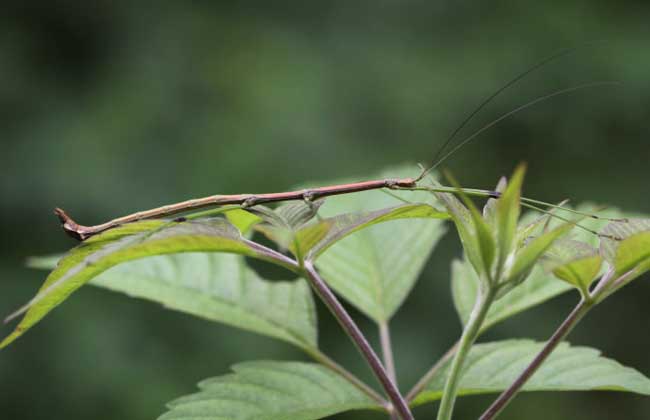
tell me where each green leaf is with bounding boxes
[430,179,484,277]
[225,209,263,234]
[507,222,573,285]
[275,200,324,228]
[552,254,603,297]
[542,239,598,269]
[304,203,448,260]
[600,218,650,262]
[495,164,526,274]
[159,361,379,420]
[452,259,571,331]
[313,166,448,322]
[614,231,650,279]
[445,171,496,279]
[28,252,318,350]
[469,213,496,281]
[291,221,332,263]
[412,339,650,405]
[249,201,325,262]
[482,177,507,228]
[1,218,293,349]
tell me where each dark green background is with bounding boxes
[1,2,649,419]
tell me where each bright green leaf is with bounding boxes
[305,203,448,260]
[495,164,526,274]
[28,252,318,351]
[250,201,325,261]
[159,361,379,420]
[542,239,598,269]
[1,218,293,349]
[225,209,262,234]
[614,231,650,279]
[313,166,448,322]
[430,179,484,277]
[412,339,650,405]
[452,259,571,331]
[482,177,507,228]
[553,254,603,297]
[444,171,496,279]
[600,218,650,263]
[507,222,573,285]
[291,221,332,263]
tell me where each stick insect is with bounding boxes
[54,46,625,242]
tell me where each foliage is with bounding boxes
[3,165,650,420]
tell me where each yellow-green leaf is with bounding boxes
[1,218,289,349]
[160,361,379,420]
[508,222,573,285]
[412,340,650,406]
[553,254,603,297]
[614,231,650,278]
[305,203,448,260]
[28,252,318,350]
[495,164,526,275]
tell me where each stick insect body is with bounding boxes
[55,47,624,242]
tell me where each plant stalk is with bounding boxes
[478,298,593,420]
[379,321,398,386]
[379,321,400,420]
[479,269,619,419]
[303,262,413,420]
[437,288,495,420]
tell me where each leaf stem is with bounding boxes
[379,321,400,420]
[478,297,593,420]
[303,262,414,420]
[406,340,459,402]
[437,287,495,420]
[379,321,398,386]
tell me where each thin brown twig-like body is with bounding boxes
[54,178,417,241]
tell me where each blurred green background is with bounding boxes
[1,1,649,419]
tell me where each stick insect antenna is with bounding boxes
[417,45,594,182]
[425,81,619,174]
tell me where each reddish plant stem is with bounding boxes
[303,262,414,420]
[478,298,592,420]
[54,178,416,241]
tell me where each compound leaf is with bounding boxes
[28,252,318,351]
[1,218,293,349]
[303,203,448,260]
[313,166,448,323]
[412,339,650,405]
[159,361,380,420]
[452,259,571,331]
